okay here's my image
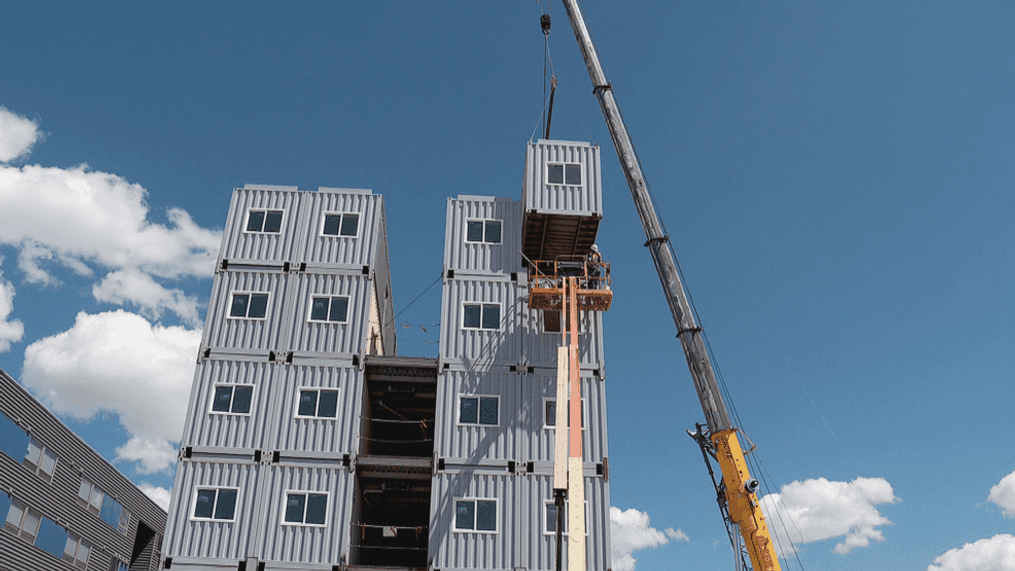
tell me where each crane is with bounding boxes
[556,1,785,569]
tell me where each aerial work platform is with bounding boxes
[527,256,612,312]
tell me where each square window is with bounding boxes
[309,296,349,323]
[284,492,328,526]
[245,209,283,233]
[193,490,216,519]
[454,499,497,532]
[296,389,340,419]
[547,164,564,184]
[465,220,502,244]
[0,411,30,463]
[467,221,484,242]
[229,293,269,319]
[459,397,478,424]
[211,385,253,415]
[192,488,237,521]
[565,164,582,185]
[322,213,360,237]
[460,396,498,426]
[479,397,498,425]
[36,516,67,559]
[547,163,582,185]
[463,303,500,330]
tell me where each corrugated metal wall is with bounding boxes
[439,277,525,370]
[0,371,166,571]
[270,365,362,454]
[181,360,278,450]
[201,269,293,353]
[286,273,373,357]
[429,471,610,571]
[522,140,603,216]
[443,197,525,276]
[218,186,305,266]
[300,188,385,271]
[519,307,605,372]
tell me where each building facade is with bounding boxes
[161,140,611,571]
[0,369,167,571]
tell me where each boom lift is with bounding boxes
[554,1,784,569]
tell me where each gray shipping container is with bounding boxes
[520,306,605,372]
[201,269,294,353]
[443,196,525,277]
[181,359,279,451]
[286,272,376,358]
[522,140,603,217]
[270,364,362,455]
[299,188,386,271]
[440,276,525,371]
[218,186,306,267]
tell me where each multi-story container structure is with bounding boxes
[162,139,611,571]
[0,369,167,571]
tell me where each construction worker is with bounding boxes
[587,244,604,288]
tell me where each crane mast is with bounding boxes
[558,1,782,569]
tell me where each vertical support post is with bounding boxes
[567,277,586,571]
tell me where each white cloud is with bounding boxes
[21,310,200,474]
[138,483,172,512]
[988,471,1015,518]
[665,528,690,542]
[927,534,1015,571]
[0,259,24,351]
[759,477,897,556]
[0,107,42,162]
[93,269,201,326]
[611,507,678,571]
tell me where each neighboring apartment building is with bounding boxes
[0,369,167,571]
[161,140,611,571]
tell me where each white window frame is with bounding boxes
[208,383,255,416]
[24,436,58,482]
[320,211,360,237]
[308,295,350,324]
[226,291,270,320]
[281,490,330,527]
[542,398,586,431]
[189,486,240,523]
[294,388,341,420]
[461,302,502,331]
[546,162,583,186]
[4,497,41,542]
[243,208,285,234]
[63,529,91,569]
[457,395,499,427]
[464,219,502,244]
[76,478,104,516]
[453,497,498,534]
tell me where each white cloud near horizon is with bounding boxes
[21,310,200,474]
[611,506,687,571]
[138,483,172,512]
[0,108,220,322]
[927,534,1015,571]
[0,107,42,162]
[759,477,897,556]
[0,259,24,351]
[988,471,1015,518]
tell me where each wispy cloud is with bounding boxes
[927,534,1015,571]
[611,506,684,571]
[759,476,897,556]
[0,259,24,351]
[21,310,200,474]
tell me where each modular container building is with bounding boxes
[164,140,611,571]
[0,369,167,571]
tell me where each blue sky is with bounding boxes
[2,2,1015,570]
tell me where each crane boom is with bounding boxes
[558,2,782,569]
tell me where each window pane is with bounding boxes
[545,401,556,427]
[455,500,474,530]
[40,449,57,477]
[88,489,103,511]
[476,501,496,531]
[229,294,249,317]
[323,214,341,235]
[340,213,359,236]
[481,305,500,329]
[298,391,318,417]
[194,490,216,519]
[318,391,338,418]
[64,533,77,558]
[546,504,556,533]
[6,498,24,529]
[212,386,233,412]
[246,210,265,232]
[215,489,237,520]
[547,164,564,184]
[21,508,40,538]
[231,386,253,414]
[0,493,10,525]
[25,437,42,467]
[459,397,478,424]
[76,540,90,565]
[263,210,282,233]
[565,163,582,185]
[306,494,327,525]
[329,297,348,322]
[479,397,498,425]
[77,480,90,503]
[463,304,481,328]
[310,297,329,321]
[466,221,484,242]
[285,494,306,523]
[0,412,29,462]
[118,508,130,532]
[248,294,268,319]
[100,496,122,529]
[36,517,67,558]
[484,221,501,243]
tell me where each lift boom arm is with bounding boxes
[559,2,781,569]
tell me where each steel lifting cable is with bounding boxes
[394,273,442,320]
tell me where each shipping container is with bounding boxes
[299,188,386,271]
[181,360,280,451]
[519,306,605,372]
[202,269,294,353]
[218,185,307,268]
[439,276,524,370]
[515,372,609,465]
[285,272,374,358]
[433,370,522,464]
[522,140,602,217]
[270,364,363,455]
[443,197,525,276]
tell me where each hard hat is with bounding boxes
[590,244,599,253]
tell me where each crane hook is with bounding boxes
[541,14,551,35]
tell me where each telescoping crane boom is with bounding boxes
[558,2,783,570]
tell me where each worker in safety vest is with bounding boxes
[587,244,604,288]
